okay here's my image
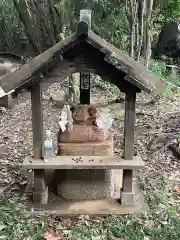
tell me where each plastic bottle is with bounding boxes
[44,130,54,162]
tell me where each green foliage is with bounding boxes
[56,0,129,51]
[0,0,179,97]
[0,200,48,239]
[70,214,180,240]
[0,0,13,18]
[87,1,129,50]
[148,59,180,98]
[150,59,167,78]
[159,0,180,20]
[91,74,119,97]
[0,0,179,58]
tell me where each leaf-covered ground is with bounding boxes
[0,80,180,239]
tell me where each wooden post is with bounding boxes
[121,91,136,205]
[78,10,91,105]
[80,72,90,104]
[31,83,48,204]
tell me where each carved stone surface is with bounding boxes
[56,169,114,200]
[58,136,113,156]
[59,124,106,143]
[56,104,114,201]
[58,104,107,145]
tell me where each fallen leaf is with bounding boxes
[92,236,106,240]
[0,236,7,239]
[0,145,8,157]
[118,238,129,240]
[43,232,58,240]
[144,237,150,240]
[176,212,180,217]
[0,225,7,231]
[175,187,180,192]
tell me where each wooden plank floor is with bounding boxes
[22,155,144,170]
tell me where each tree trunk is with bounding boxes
[13,0,40,55]
[47,0,59,43]
[129,0,139,58]
[143,0,154,68]
[134,16,139,58]
[31,1,56,47]
[66,74,78,103]
[135,0,146,61]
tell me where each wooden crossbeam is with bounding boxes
[22,155,144,170]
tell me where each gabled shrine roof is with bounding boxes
[0,21,166,95]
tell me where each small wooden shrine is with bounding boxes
[0,10,166,215]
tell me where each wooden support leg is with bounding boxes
[121,91,136,205]
[33,170,48,204]
[31,83,48,204]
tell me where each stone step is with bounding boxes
[22,155,144,170]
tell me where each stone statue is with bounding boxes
[57,105,107,147]
[55,104,115,201]
[154,20,180,61]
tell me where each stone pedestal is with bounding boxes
[55,169,114,200]
[59,135,113,156]
[0,95,17,109]
[55,135,115,200]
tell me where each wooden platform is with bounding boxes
[26,170,148,216]
[22,155,144,169]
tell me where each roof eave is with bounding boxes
[0,33,77,93]
[86,30,166,94]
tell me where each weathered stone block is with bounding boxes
[121,191,135,205]
[55,169,115,200]
[33,186,48,204]
[0,95,17,109]
[71,104,97,124]
[0,144,8,158]
[59,124,106,143]
[56,135,115,200]
[58,136,113,156]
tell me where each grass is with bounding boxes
[1,198,180,239]
[150,59,180,99]
[69,214,180,240]
[0,200,48,240]
[91,60,180,100]
[1,167,180,239]
[91,74,119,97]
[68,168,180,240]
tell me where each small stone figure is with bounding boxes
[70,104,97,125]
[57,104,108,146]
[56,104,114,200]
[154,19,180,61]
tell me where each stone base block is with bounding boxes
[56,136,114,200]
[55,169,115,200]
[121,191,135,205]
[59,125,106,143]
[0,95,17,109]
[58,136,113,156]
[33,186,48,204]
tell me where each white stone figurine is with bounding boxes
[58,105,73,132]
[96,109,113,137]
